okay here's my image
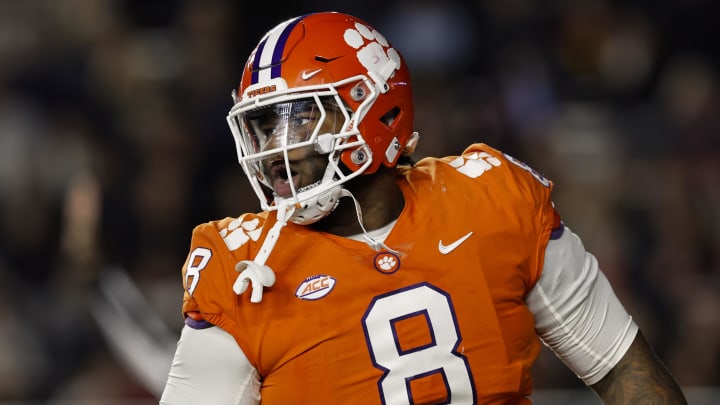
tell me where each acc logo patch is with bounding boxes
[295,275,336,300]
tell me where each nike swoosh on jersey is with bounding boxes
[301,69,322,80]
[438,231,474,254]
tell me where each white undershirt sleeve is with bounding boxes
[526,226,639,385]
[160,324,260,405]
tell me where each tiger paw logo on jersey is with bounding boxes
[374,251,400,274]
[219,217,263,251]
[449,151,502,179]
[295,275,337,300]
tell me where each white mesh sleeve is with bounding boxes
[160,325,260,405]
[526,226,639,385]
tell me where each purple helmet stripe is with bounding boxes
[269,17,302,78]
[250,39,267,84]
[249,16,303,84]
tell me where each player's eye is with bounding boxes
[291,115,314,127]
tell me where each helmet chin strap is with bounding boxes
[233,188,398,303]
[340,189,399,254]
[232,202,296,303]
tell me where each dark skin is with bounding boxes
[263,106,687,404]
[262,149,403,235]
[311,163,404,236]
[591,331,687,404]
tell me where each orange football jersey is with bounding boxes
[181,143,560,404]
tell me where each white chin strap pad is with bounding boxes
[288,185,343,225]
[233,204,294,303]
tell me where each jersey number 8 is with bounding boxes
[362,283,477,404]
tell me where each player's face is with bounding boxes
[244,99,345,198]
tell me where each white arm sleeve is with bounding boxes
[160,324,260,405]
[526,226,639,385]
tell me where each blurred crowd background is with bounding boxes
[0,0,718,403]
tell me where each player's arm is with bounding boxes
[160,320,260,405]
[526,225,687,404]
[590,331,686,404]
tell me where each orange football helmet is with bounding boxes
[227,12,417,224]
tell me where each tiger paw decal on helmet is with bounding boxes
[343,23,402,86]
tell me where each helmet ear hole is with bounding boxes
[380,107,401,128]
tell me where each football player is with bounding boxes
[160,12,686,404]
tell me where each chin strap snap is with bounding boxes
[233,203,296,303]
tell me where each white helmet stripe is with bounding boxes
[251,16,302,84]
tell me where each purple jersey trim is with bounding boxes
[185,316,213,330]
[550,222,565,240]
